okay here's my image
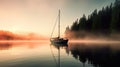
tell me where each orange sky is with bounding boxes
[0,0,114,36]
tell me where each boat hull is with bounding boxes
[50,39,68,44]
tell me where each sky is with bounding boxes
[0,0,115,37]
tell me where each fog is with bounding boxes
[0,30,48,40]
[65,31,120,44]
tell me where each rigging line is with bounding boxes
[50,14,59,38]
[50,44,58,67]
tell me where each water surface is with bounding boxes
[0,41,120,67]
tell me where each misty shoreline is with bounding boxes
[65,31,120,41]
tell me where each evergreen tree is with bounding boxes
[78,14,87,30]
[111,0,120,32]
[71,19,79,31]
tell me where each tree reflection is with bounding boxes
[0,43,12,50]
[68,43,120,67]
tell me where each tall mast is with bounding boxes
[58,9,60,38]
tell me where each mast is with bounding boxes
[58,9,60,38]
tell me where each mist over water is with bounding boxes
[69,40,120,44]
[65,30,120,45]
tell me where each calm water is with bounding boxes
[0,41,120,67]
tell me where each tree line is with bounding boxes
[66,0,120,35]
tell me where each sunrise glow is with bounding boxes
[0,0,114,36]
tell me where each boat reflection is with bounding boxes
[67,43,120,67]
[51,43,68,49]
[50,43,68,67]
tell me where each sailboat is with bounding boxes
[50,10,68,44]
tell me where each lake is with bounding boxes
[0,40,120,67]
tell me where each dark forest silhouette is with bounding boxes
[65,0,120,39]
